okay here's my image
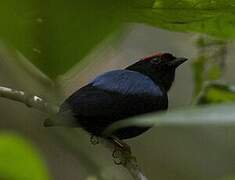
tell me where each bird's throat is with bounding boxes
[126,64,175,92]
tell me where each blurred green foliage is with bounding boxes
[0,0,235,79]
[140,0,235,38]
[192,37,227,97]
[0,0,235,179]
[192,55,207,95]
[104,102,235,135]
[0,0,124,78]
[0,132,50,180]
[197,83,235,104]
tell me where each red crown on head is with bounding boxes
[143,52,163,61]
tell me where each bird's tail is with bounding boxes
[43,110,77,127]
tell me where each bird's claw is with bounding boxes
[110,137,132,165]
[112,148,124,165]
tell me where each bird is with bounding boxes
[45,52,187,140]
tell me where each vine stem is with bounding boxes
[0,85,148,180]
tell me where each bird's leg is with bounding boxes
[109,136,132,165]
[90,135,99,145]
[111,136,131,151]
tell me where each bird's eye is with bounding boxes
[151,57,161,63]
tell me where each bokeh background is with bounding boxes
[0,1,235,180]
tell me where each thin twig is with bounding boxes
[0,85,148,180]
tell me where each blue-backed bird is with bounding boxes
[45,52,187,140]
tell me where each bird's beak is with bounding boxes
[170,57,188,67]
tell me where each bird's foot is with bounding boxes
[110,137,132,165]
[90,135,99,145]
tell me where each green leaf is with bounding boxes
[135,0,235,39]
[0,0,234,79]
[0,0,129,78]
[0,132,50,180]
[103,103,235,136]
[197,82,235,104]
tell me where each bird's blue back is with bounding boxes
[91,69,163,96]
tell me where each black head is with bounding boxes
[126,52,187,91]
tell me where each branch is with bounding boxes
[100,138,148,180]
[0,86,58,114]
[0,85,148,180]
